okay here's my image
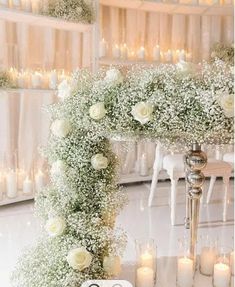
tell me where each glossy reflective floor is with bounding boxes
[0,179,234,286]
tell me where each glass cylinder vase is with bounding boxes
[135,239,157,287]
[213,247,231,287]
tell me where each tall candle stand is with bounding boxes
[184,143,207,261]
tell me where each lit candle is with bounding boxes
[6,170,17,198]
[179,50,186,62]
[200,247,217,275]
[230,251,234,276]
[153,45,160,62]
[140,251,154,268]
[9,67,17,87]
[49,70,58,90]
[23,177,33,194]
[186,53,192,62]
[213,263,231,287]
[31,72,42,89]
[165,49,173,62]
[137,47,145,60]
[99,38,107,58]
[112,44,121,59]
[17,72,25,88]
[121,43,128,60]
[21,0,31,11]
[17,168,25,190]
[177,257,194,287]
[136,267,154,287]
[35,170,46,192]
[31,0,40,13]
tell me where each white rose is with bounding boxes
[177,60,197,74]
[45,217,66,237]
[51,119,71,138]
[57,79,72,101]
[67,247,92,271]
[89,102,106,120]
[91,154,108,170]
[104,68,123,86]
[230,66,234,75]
[131,102,153,124]
[103,256,121,276]
[217,90,234,118]
[51,160,67,176]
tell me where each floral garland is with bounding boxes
[0,70,15,89]
[41,0,95,24]
[12,59,234,287]
[211,42,234,66]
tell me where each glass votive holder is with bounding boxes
[199,235,218,276]
[135,239,157,287]
[177,237,195,287]
[213,247,231,287]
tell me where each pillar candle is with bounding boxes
[165,50,173,62]
[121,43,128,60]
[137,47,145,60]
[179,50,186,62]
[17,72,25,88]
[140,251,154,268]
[213,263,231,287]
[230,251,234,276]
[99,38,107,58]
[6,170,17,198]
[31,0,40,13]
[23,177,33,194]
[136,267,154,287]
[177,257,194,287]
[31,72,42,89]
[153,45,160,62]
[35,170,46,192]
[200,247,217,275]
[112,44,121,59]
[49,70,58,89]
[140,153,149,177]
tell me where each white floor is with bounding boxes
[0,179,234,286]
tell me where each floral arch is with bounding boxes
[13,59,233,287]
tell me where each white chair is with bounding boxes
[149,144,233,225]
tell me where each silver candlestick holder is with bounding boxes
[184,143,207,260]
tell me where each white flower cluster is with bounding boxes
[12,59,233,287]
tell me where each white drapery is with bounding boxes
[100,5,234,62]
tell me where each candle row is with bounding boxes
[0,0,44,14]
[0,169,46,200]
[99,40,192,63]
[177,247,234,287]
[8,68,71,90]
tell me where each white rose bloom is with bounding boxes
[51,160,67,176]
[89,102,106,120]
[104,68,123,86]
[51,119,71,138]
[45,217,66,237]
[103,256,121,276]
[57,79,72,101]
[131,102,153,124]
[230,66,234,75]
[91,154,108,170]
[67,247,92,271]
[177,60,197,74]
[218,90,234,118]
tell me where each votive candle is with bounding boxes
[137,47,145,60]
[140,251,154,268]
[112,44,121,59]
[49,70,58,90]
[153,45,160,62]
[31,72,42,89]
[99,38,107,58]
